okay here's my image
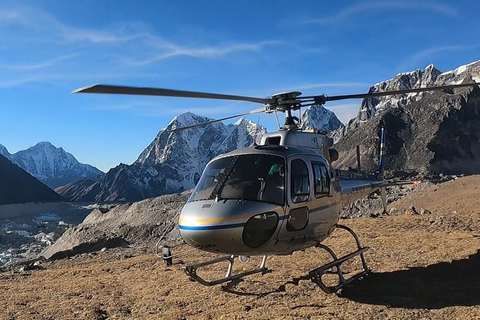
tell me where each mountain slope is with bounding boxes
[1,142,103,189]
[0,154,64,205]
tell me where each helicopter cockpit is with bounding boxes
[189,154,285,206]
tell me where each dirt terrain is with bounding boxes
[1,175,480,319]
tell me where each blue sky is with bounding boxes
[0,1,479,172]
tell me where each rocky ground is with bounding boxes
[0,202,92,268]
[1,175,479,319]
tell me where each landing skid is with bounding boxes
[308,224,370,293]
[157,224,369,292]
[183,255,269,287]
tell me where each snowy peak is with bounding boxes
[423,64,442,83]
[4,142,103,189]
[357,64,442,122]
[217,118,266,154]
[0,144,10,158]
[136,112,264,166]
[300,105,343,131]
[437,60,480,84]
[168,112,213,131]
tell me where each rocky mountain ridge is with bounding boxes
[333,59,480,176]
[301,104,343,130]
[0,142,103,189]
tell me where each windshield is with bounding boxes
[189,154,285,206]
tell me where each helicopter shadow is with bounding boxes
[340,249,480,309]
[221,278,291,297]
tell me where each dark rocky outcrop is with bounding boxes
[0,154,63,205]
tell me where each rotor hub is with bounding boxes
[266,91,303,113]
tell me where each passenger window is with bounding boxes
[291,159,309,203]
[287,207,308,231]
[312,162,330,197]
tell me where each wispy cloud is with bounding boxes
[0,77,39,88]
[0,5,285,69]
[121,40,284,66]
[303,1,457,25]
[0,54,80,71]
[409,45,478,64]
[396,45,480,71]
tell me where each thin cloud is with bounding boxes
[303,1,457,25]
[409,45,478,64]
[0,5,285,68]
[122,40,285,66]
[0,6,151,45]
[0,9,32,25]
[63,29,149,44]
[0,54,80,71]
[394,45,480,72]
[0,77,39,88]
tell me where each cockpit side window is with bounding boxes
[291,159,310,203]
[312,162,330,197]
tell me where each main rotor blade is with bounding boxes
[321,82,479,103]
[74,84,274,105]
[172,108,266,132]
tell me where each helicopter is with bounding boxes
[74,81,478,293]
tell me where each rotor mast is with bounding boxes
[268,91,304,130]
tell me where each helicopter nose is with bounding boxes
[178,202,280,255]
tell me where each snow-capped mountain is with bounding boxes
[0,142,103,189]
[58,112,266,202]
[300,105,343,131]
[134,112,266,191]
[333,59,480,176]
[345,61,480,128]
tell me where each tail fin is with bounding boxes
[377,127,386,178]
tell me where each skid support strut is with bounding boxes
[309,224,370,294]
[183,255,269,286]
